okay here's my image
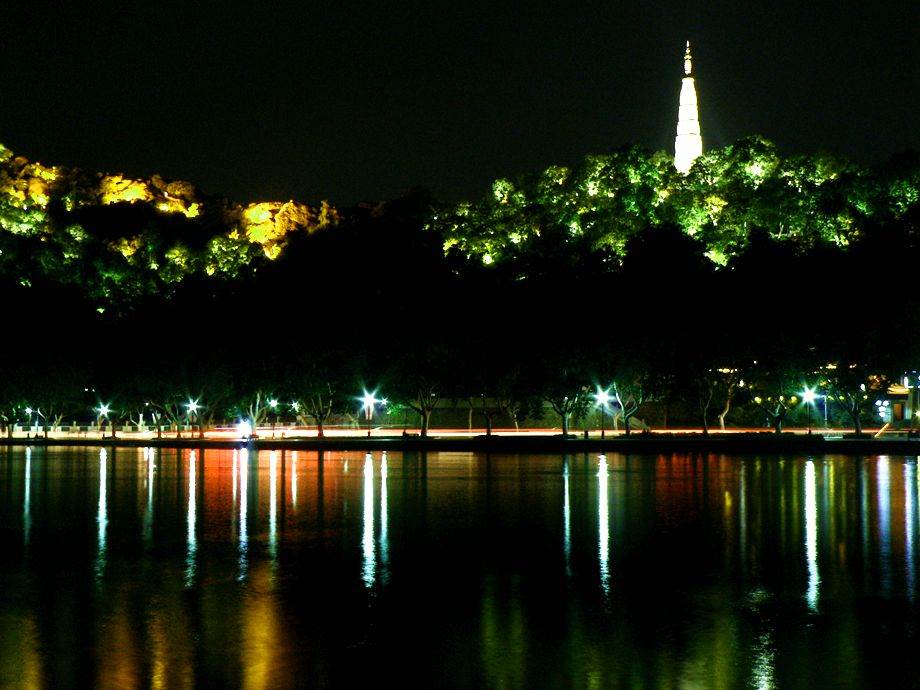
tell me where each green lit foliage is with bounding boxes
[432,146,677,267]
[435,136,920,269]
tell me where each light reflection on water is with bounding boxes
[291,450,298,508]
[563,457,571,576]
[597,453,609,597]
[238,448,248,581]
[94,448,107,581]
[878,455,892,595]
[1,450,920,687]
[805,459,820,612]
[379,452,389,582]
[23,447,31,546]
[362,452,375,589]
[908,461,917,600]
[185,450,197,586]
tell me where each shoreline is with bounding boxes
[3,433,920,455]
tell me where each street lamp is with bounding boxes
[96,403,112,439]
[268,398,279,438]
[594,388,611,439]
[360,390,381,437]
[186,399,200,437]
[802,387,816,434]
[237,419,253,439]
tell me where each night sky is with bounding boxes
[2,1,917,205]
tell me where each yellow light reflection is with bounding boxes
[740,463,748,572]
[805,460,819,612]
[598,454,610,596]
[362,453,375,589]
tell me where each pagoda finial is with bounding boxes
[684,41,693,76]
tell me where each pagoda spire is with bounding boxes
[674,41,702,174]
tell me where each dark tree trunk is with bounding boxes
[718,383,735,431]
[561,412,569,436]
[420,409,431,437]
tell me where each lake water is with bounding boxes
[0,447,918,688]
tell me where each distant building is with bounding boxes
[674,41,703,174]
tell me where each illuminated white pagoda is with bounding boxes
[674,41,702,174]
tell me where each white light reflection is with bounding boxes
[144,448,154,544]
[232,449,238,504]
[805,460,819,612]
[598,454,610,596]
[185,451,197,586]
[878,456,891,595]
[95,449,108,580]
[362,453,375,589]
[238,448,249,581]
[379,452,389,579]
[750,630,776,690]
[23,447,31,546]
[291,450,298,508]
[563,457,571,576]
[269,450,278,564]
[906,461,916,600]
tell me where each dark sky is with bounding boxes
[2,1,917,205]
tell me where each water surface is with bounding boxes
[1,447,918,687]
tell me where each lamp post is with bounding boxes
[97,403,112,439]
[594,388,611,439]
[361,390,380,437]
[186,399,200,438]
[269,398,279,438]
[802,387,816,435]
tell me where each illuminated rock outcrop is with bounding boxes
[0,142,339,263]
